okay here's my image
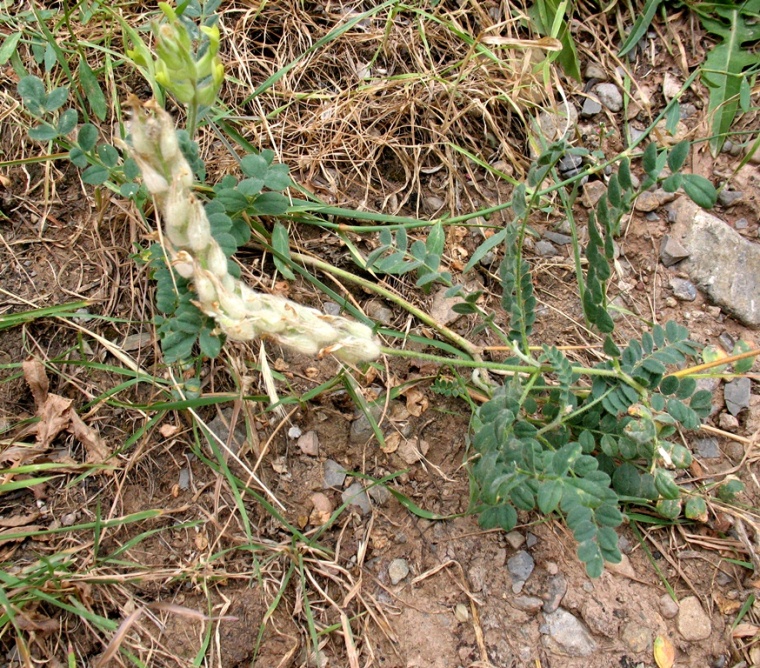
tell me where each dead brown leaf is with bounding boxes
[732,623,760,639]
[69,410,111,467]
[404,388,429,417]
[0,512,41,528]
[22,357,49,406]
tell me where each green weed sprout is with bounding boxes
[128,98,380,363]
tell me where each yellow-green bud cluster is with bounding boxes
[128,100,381,364]
[151,2,224,107]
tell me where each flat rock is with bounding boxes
[513,596,544,613]
[365,300,393,326]
[581,96,602,117]
[543,231,572,245]
[694,436,720,459]
[594,83,623,112]
[430,286,464,326]
[718,189,744,208]
[508,550,535,583]
[677,596,712,641]
[542,608,597,657]
[542,574,567,613]
[206,409,248,454]
[535,240,558,257]
[725,377,751,415]
[670,277,697,301]
[669,198,760,326]
[582,180,607,208]
[635,189,676,212]
[323,459,347,488]
[341,482,371,515]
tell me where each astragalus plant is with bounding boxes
[128,98,379,364]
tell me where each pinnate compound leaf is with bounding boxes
[681,174,717,209]
[478,504,517,532]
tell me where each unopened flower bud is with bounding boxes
[193,272,217,305]
[206,244,228,277]
[186,203,211,251]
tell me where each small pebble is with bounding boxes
[677,596,712,641]
[725,377,751,415]
[323,459,347,488]
[582,180,607,208]
[388,558,410,585]
[660,236,690,266]
[718,190,743,208]
[719,332,735,351]
[584,62,607,81]
[670,277,697,301]
[535,240,558,257]
[542,574,568,614]
[594,83,623,112]
[543,231,572,245]
[526,533,538,548]
[735,218,748,230]
[323,301,341,316]
[366,300,393,326]
[558,154,583,173]
[662,72,682,101]
[718,413,739,431]
[581,96,603,117]
[659,594,679,619]
[694,437,721,459]
[621,621,652,653]
[505,531,526,550]
[513,596,544,613]
[629,126,646,145]
[342,482,371,514]
[297,430,320,456]
[645,212,659,222]
[508,550,535,583]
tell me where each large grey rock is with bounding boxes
[669,199,760,326]
[541,608,597,657]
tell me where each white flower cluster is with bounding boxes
[128,99,380,363]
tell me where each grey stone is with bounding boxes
[719,332,736,351]
[543,231,573,245]
[584,62,607,81]
[669,198,760,326]
[636,189,677,213]
[670,277,697,301]
[542,574,567,613]
[582,180,607,208]
[508,550,535,583]
[368,484,391,506]
[660,235,691,267]
[323,459,347,488]
[365,300,393,326]
[535,240,558,257]
[594,83,623,112]
[680,103,697,120]
[718,190,744,208]
[677,596,712,641]
[659,594,679,619]
[719,413,739,431]
[430,285,464,326]
[581,96,603,117]
[694,437,721,459]
[725,377,751,415]
[350,404,383,444]
[557,219,573,235]
[206,409,248,454]
[621,621,652,653]
[505,531,525,549]
[323,301,341,316]
[629,126,646,145]
[388,558,409,585]
[735,218,749,230]
[559,153,583,173]
[645,211,660,221]
[542,608,597,657]
[536,104,579,144]
[513,596,544,613]
[526,533,538,548]
[341,482,371,515]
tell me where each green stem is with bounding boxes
[287,250,480,358]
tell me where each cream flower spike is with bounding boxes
[128,99,380,363]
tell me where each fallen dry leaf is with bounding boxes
[404,388,429,417]
[382,432,401,454]
[309,492,334,526]
[732,623,760,639]
[653,635,675,668]
[0,512,41,528]
[20,356,113,472]
[397,437,429,464]
[69,410,111,467]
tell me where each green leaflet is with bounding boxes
[697,0,760,155]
